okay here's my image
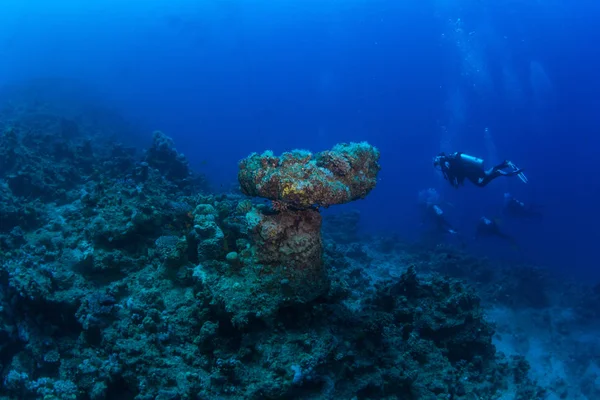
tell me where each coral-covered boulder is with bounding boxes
[238,142,380,209]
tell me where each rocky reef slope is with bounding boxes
[0,84,560,399]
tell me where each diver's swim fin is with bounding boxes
[507,161,528,183]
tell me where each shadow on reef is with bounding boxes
[0,88,550,399]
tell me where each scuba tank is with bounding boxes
[458,153,484,169]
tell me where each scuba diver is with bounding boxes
[433,152,527,188]
[475,216,517,246]
[418,188,458,236]
[428,204,458,236]
[503,193,543,220]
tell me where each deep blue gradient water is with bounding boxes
[1,0,599,280]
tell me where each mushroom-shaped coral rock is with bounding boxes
[238,142,381,209]
[237,142,380,304]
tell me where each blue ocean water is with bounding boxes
[1,0,597,277]
[1,1,599,398]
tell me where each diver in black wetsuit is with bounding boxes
[433,152,527,188]
[476,217,516,245]
[503,193,543,220]
[428,204,458,236]
[418,188,458,236]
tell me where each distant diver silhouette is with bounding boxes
[503,193,543,220]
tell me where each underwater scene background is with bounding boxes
[0,0,598,399]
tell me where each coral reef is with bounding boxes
[238,142,380,209]
[247,208,326,303]
[0,85,571,399]
[235,144,380,303]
